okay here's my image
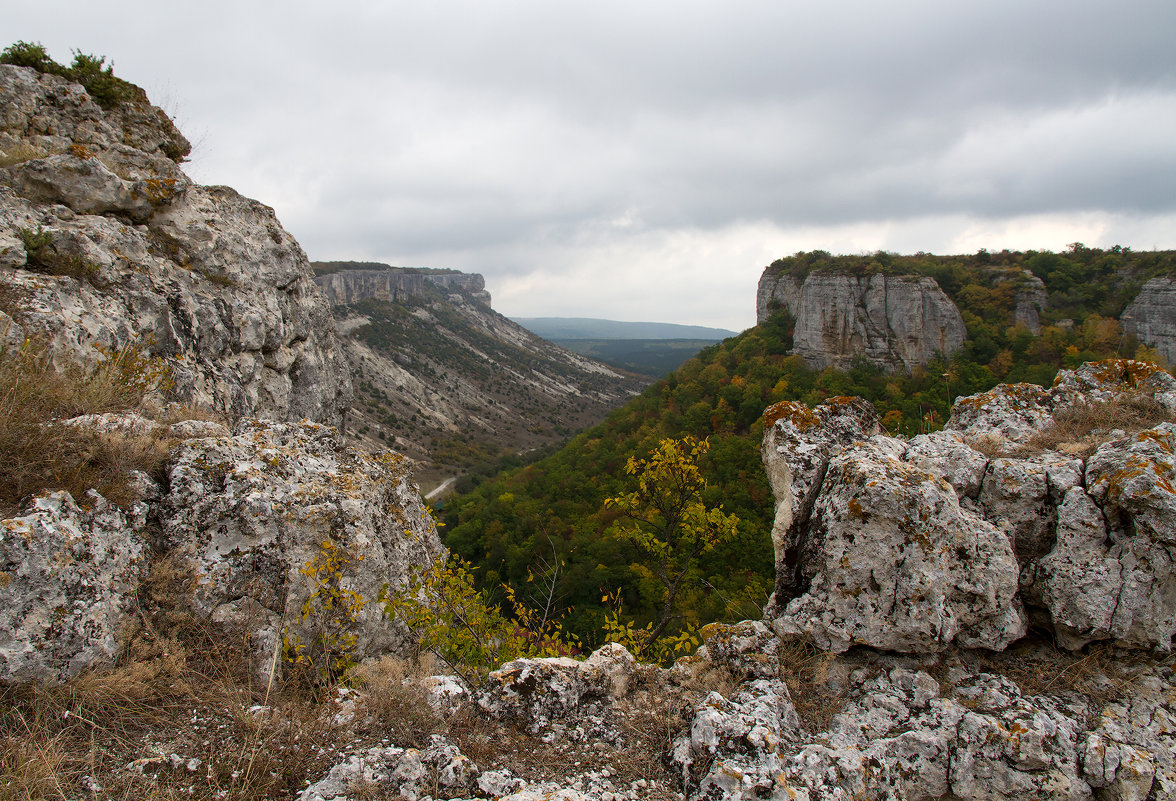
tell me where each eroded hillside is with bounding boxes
[319,267,648,488]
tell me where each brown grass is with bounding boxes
[775,634,842,732]
[0,556,355,801]
[962,638,1141,711]
[0,336,173,514]
[1019,393,1172,459]
[0,141,48,167]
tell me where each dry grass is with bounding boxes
[0,141,48,167]
[963,638,1141,711]
[775,634,842,732]
[0,336,173,514]
[0,556,357,801]
[1020,393,1172,458]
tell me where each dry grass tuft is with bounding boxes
[1020,393,1172,458]
[775,634,842,732]
[0,336,173,514]
[966,638,1140,711]
[0,140,48,167]
[0,554,367,801]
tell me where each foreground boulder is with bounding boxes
[161,419,443,676]
[764,359,1176,655]
[0,490,146,682]
[0,415,443,684]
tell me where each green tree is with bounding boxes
[603,436,740,646]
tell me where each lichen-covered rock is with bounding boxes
[0,63,351,426]
[299,736,476,801]
[946,381,1055,445]
[773,439,1025,653]
[693,620,781,680]
[671,678,800,797]
[160,419,443,676]
[1073,425,1176,651]
[0,490,146,682]
[979,453,1083,570]
[766,362,1176,655]
[1052,358,1176,415]
[475,643,638,740]
[902,429,989,499]
[761,396,880,607]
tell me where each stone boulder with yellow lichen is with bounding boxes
[764,359,1176,655]
[161,419,443,680]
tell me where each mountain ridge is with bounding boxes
[513,317,738,341]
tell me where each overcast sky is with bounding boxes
[9,1,1176,330]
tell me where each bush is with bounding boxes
[381,553,578,687]
[0,40,67,75]
[0,41,142,108]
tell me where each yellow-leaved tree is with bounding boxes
[602,436,740,659]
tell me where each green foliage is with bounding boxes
[19,225,100,283]
[381,553,578,687]
[599,589,700,664]
[603,436,740,647]
[1,41,143,108]
[282,539,367,689]
[0,41,67,74]
[65,51,140,108]
[444,246,1176,649]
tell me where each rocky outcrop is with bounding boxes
[0,490,146,682]
[1122,276,1176,364]
[314,266,491,308]
[756,268,966,371]
[161,419,443,677]
[1014,272,1048,334]
[763,359,1176,655]
[0,414,443,684]
[0,64,351,426]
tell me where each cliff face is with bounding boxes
[314,266,492,308]
[1122,276,1176,363]
[0,64,351,425]
[326,279,647,486]
[757,268,966,370]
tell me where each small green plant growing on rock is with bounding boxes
[282,538,367,690]
[17,225,100,283]
[1,41,144,108]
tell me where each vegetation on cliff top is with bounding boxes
[444,246,1175,647]
[1,40,146,109]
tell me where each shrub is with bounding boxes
[0,41,143,108]
[0,40,67,75]
[381,553,578,687]
[282,539,368,691]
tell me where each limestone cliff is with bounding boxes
[324,276,647,487]
[314,264,492,307]
[0,64,351,425]
[757,267,966,370]
[1122,276,1176,364]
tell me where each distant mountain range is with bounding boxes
[511,317,738,341]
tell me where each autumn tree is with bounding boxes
[603,436,740,646]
